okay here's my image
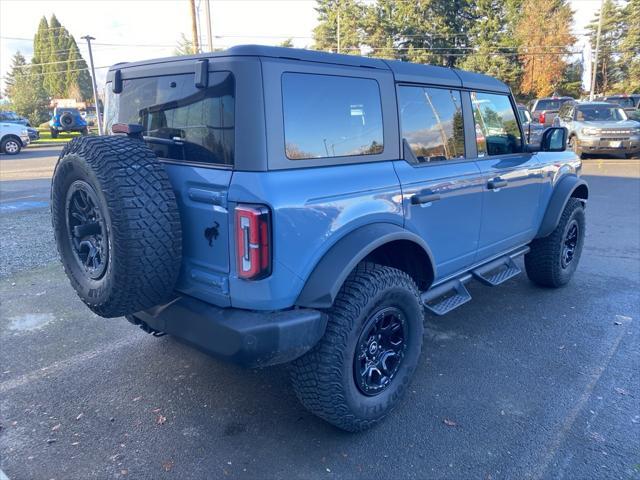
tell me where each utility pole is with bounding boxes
[204,0,213,52]
[337,3,341,53]
[81,35,103,135]
[590,0,604,100]
[188,0,200,54]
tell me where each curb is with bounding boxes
[28,142,68,148]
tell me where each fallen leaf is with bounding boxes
[443,418,457,427]
[156,415,167,425]
[51,423,61,431]
[162,460,174,472]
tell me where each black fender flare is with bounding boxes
[536,175,588,238]
[296,223,436,309]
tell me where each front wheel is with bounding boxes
[50,129,59,139]
[1,136,21,155]
[290,263,424,432]
[525,198,586,288]
[568,136,585,159]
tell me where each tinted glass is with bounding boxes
[605,97,635,108]
[105,72,235,166]
[575,105,627,121]
[534,99,571,111]
[398,86,464,162]
[471,92,522,157]
[282,73,383,160]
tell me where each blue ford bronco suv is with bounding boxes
[51,46,588,431]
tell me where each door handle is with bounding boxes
[411,191,441,205]
[487,178,508,190]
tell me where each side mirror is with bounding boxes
[540,127,567,152]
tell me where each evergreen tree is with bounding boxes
[174,33,196,55]
[313,0,365,54]
[3,51,27,98]
[617,0,639,93]
[586,0,623,95]
[459,0,523,94]
[65,37,92,100]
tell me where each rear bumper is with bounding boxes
[128,296,327,368]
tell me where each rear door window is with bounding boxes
[282,73,384,160]
[398,86,465,162]
[471,92,522,157]
[105,72,235,166]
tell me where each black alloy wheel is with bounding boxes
[65,180,109,280]
[354,306,407,396]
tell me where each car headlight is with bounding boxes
[581,127,599,136]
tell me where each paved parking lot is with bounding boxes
[1,147,638,479]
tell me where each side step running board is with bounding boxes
[421,246,530,316]
[422,274,472,316]
[472,256,521,286]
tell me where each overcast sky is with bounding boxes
[0,0,603,95]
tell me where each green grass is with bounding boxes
[33,127,98,144]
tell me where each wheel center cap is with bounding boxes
[369,341,378,355]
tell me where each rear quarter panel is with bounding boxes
[228,162,403,310]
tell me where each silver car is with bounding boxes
[556,101,640,159]
[517,104,545,145]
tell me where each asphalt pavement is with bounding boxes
[0,146,638,479]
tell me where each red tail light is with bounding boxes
[235,205,271,280]
[539,112,546,124]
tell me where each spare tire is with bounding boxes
[60,112,75,128]
[51,136,182,318]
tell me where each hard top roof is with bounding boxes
[109,44,510,93]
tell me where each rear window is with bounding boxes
[605,97,635,108]
[105,72,235,166]
[282,73,384,160]
[534,99,571,111]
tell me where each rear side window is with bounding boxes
[282,73,383,160]
[471,92,522,157]
[398,86,465,162]
[105,72,234,166]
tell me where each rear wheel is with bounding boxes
[290,263,424,432]
[1,136,21,155]
[50,129,59,139]
[525,198,585,288]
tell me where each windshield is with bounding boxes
[535,99,571,111]
[605,97,635,108]
[576,105,628,121]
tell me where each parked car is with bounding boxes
[0,121,30,154]
[598,94,638,115]
[517,104,545,144]
[49,107,88,137]
[530,96,574,127]
[26,126,40,141]
[81,107,98,127]
[50,45,588,432]
[556,101,640,158]
[0,110,31,127]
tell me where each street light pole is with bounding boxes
[204,0,213,52]
[81,35,103,135]
[590,0,604,100]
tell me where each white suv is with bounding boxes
[0,122,30,155]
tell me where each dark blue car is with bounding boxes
[49,107,88,137]
[50,45,588,431]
